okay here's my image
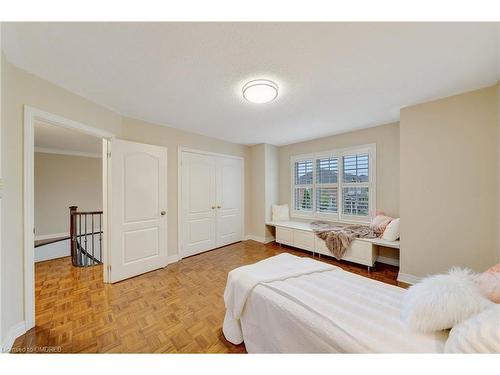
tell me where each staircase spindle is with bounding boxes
[69,206,104,267]
[91,214,95,266]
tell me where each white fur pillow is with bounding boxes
[401,268,493,333]
[445,305,500,353]
[271,204,290,222]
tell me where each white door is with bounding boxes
[215,156,243,247]
[109,139,168,282]
[181,151,217,257]
[180,151,243,257]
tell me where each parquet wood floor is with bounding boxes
[12,240,402,353]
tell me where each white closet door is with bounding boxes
[215,156,243,247]
[181,152,217,256]
[109,139,168,283]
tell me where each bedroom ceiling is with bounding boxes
[3,22,499,146]
[35,120,102,157]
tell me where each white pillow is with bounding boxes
[381,218,400,241]
[271,204,290,222]
[445,305,500,353]
[401,268,493,333]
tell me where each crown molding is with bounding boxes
[35,147,101,159]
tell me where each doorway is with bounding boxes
[23,106,114,331]
[34,120,104,265]
[24,107,170,332]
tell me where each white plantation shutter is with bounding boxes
[295,160,313,184]
[316,187,338,213]
[342,187,369,216]
[295,187,312,211]
[294,160,313,211]
[343,153,369,182]
[315,157,338,214]
[316,157,338,184]
[341,153,370,217]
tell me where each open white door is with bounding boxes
[109,139,168,283]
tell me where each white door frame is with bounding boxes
[23,105,115,330]
[177,146,245,258]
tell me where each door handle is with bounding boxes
[211,205,216,209]
[217,205,221,209]
[161,211,166,216]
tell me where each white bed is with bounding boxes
[223,254,448,353]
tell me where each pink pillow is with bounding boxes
[476,264,500,303]
[370,213,393,236]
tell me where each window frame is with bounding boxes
[290,144,376,223]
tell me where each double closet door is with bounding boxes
[180,150,243,257]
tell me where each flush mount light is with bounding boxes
[242,79,279,104]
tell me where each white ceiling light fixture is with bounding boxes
[242,79,279,104]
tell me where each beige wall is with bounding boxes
[400,85,498,278]
[120,117,251,257]
[248,144,279,241]
[264,144,279,239]
[34,152,102,237]
[497,84,500,263]
[249,144,266,240]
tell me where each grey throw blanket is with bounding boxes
[310,221,376,260]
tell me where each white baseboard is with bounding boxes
[376,255,399,267]
[397,272,421,285]
[265,236,275,244]
[167,255,180,264]
[244,235,275,244]
[1,321,26,353]
[35,232,68,241]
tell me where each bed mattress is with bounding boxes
[239,268,448,353]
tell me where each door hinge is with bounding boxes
[107,151,111,158]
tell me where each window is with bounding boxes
[316,157,338,214]
[341,153,370,217]
[293,160,313,212]
[291,144,375,222]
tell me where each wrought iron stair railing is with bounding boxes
[69,206,103,267]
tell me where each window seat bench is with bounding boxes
[265,221,400,270]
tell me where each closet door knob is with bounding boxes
[211,206,216,209]
[161,211,166,216]
[217,205,221,209]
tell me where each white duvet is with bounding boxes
[223,253,335,344]
[223,253,448,353]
